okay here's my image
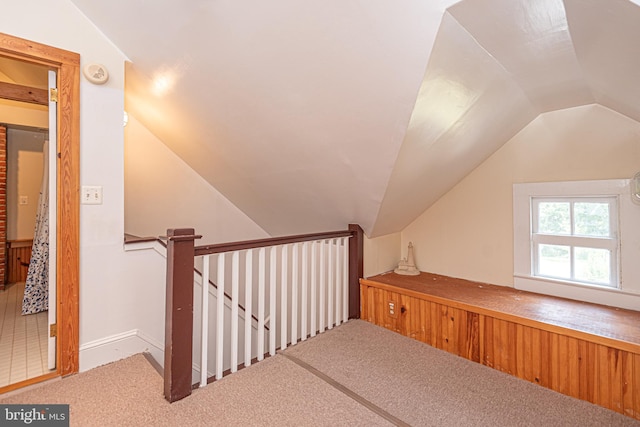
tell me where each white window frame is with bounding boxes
[531,196,618,288]
[513,179,640,311]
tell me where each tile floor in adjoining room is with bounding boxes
[0,282,52,386]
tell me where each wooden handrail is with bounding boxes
[124,234,162,245]
[194,229,354,256]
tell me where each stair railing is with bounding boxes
[163,224,364,402]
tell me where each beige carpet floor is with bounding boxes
[283,320,639,427]
[0,320,638,426]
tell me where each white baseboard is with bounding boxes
[79,330,209,382]
[79,329,164,372]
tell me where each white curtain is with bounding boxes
[22,140,49,315]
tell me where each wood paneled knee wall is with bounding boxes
[361,280,640,420]
[6,239,32,284]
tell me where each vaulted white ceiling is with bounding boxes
[70,0,640,237]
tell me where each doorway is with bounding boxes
[0,32,80,393]
[1,124,53,386]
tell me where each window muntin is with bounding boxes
[531,197,618,288]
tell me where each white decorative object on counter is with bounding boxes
[395,242,420,276]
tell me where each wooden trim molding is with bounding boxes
[0,81,48,105]
[0,32,80,378]
[0,125,6,288]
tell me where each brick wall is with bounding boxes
[0,125,6,287]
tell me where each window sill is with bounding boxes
[514,274,640,311]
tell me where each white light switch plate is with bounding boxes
[81,186,103,205]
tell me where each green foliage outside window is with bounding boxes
[574,203,609,237]
[538,202,570,234]
[536,199,613,286]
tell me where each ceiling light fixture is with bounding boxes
[151,71,176,97]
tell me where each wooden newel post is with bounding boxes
[164,228,201,403]
[348,224,364,319]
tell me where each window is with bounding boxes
[513,179,640,311]
[531,197,618,287]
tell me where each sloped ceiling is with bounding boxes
[70,0,640,237]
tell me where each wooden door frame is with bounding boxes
[0,33,80,380]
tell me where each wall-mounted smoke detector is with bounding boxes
[82,63,109,85]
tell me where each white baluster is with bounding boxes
[269,246,277,356]
[257,247,266,361]
[231,251,239,373]
[200,255,209,387]
[342,237,350,323]
[280,244,288,350]
[335,238,341,326]
[319,240,326,332]
[244,249,253,367]
[301,241,308,341]
[291,243,298,345]
[215,253,225,380]
[328,239,334,330]
[310,241,317,337]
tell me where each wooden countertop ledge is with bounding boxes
[361,272,640,354]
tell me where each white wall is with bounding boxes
[1,0,275,372]
[78,243,168,370]
[6,128,45,240]
[363,232,401,278]
[0,68,48,128]
[0,100,48,129]
[0,0,132,369]
[402,104,640,289]
[124,114,269,245]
